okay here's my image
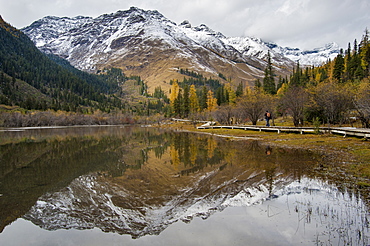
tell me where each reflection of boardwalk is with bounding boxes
[197,125,370,138]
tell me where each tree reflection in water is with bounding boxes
[0,126,369,244]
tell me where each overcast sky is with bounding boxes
[1,0,369,50]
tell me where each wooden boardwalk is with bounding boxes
[196,125,370,139]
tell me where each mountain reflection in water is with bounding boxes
[0,126,369,245]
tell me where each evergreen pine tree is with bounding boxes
[333,49,345,82]
[254,79,262,89]
[216,85,227,106]
[236,82,244,97]
[345,42,354,81]
[200,86,208,110]
[183,85,190,117]
[189,85,199,114]
[290,62,302,86]
[263,51,276,94]
[174,88,183,117]
[351,39,364,80]
[276,76,284,91]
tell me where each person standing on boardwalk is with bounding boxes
[264,110,271,127]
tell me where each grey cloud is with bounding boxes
[1,0,369,50]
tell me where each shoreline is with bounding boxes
[0,124,128,132]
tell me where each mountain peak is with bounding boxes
[193,24,213,32]
[105,7,168,22]
[179,20,191,28]
[319,42,339,52]
[21,7,339,88]
[180,23,226,39]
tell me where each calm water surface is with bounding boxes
[0,126,369,245]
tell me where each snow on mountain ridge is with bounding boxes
[223,36,340,66]
[23,15,92,47]
[272,42,340,66]
[21,6,339,87]
[223,36,271,59]
[24,7,189,71]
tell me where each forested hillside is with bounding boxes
[0,16,122,112]
[164,29,370,128]
[274,29,370,127]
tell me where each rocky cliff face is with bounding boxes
[22,7,339,91]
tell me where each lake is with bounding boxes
[0,126,369,245]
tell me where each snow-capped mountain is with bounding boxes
[24,15,92,48]
[22,7,339,90]
[223,37,340,67]
[271,42,340,66]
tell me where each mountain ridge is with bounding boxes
[21,7,340,92]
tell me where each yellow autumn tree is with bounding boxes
[276,82,288,95]
[327,60,335,83]
[225,83,236,104]
[169,80,180,107]
[206,90,217,112]
[244,85,253,96]
[314,72,322,84]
